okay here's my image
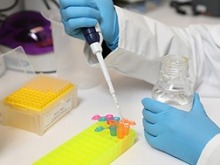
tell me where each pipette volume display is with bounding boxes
[81,27,123,118]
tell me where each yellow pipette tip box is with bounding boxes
[33,122,137,165]
[0,74,77,135]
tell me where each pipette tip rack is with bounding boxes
[1,74,77,135]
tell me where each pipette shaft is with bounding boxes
[82,27,123,117]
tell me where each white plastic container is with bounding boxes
[0,0,24,16]
[42,10,101,89]
[0,56,6,77]
[23,0,59,12]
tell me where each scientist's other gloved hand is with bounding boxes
[142,93,220,165]
[58,0,119,50]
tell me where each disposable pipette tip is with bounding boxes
[111,92,124,119]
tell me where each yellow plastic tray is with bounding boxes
[33,122,137,165]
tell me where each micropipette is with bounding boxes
[81,27,123,118]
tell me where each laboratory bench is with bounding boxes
[0,1,220,165]
[1,69,220,165]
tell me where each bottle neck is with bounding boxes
[160,55,189,78]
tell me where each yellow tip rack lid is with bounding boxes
[4,75,74,111]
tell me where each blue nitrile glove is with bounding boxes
[142,93,220,165]
[58,0,119,50]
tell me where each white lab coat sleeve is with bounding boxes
[103,6,193,85]
[84,6,220,97]
[197,134,220,165]
[84,6,193,85]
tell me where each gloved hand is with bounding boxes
[142,93,220,165]
[58,0,119,50]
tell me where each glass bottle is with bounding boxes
[152,55,194,111]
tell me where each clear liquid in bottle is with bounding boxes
[152,55,194,111]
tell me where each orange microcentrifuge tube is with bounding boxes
[117,123,125,139]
